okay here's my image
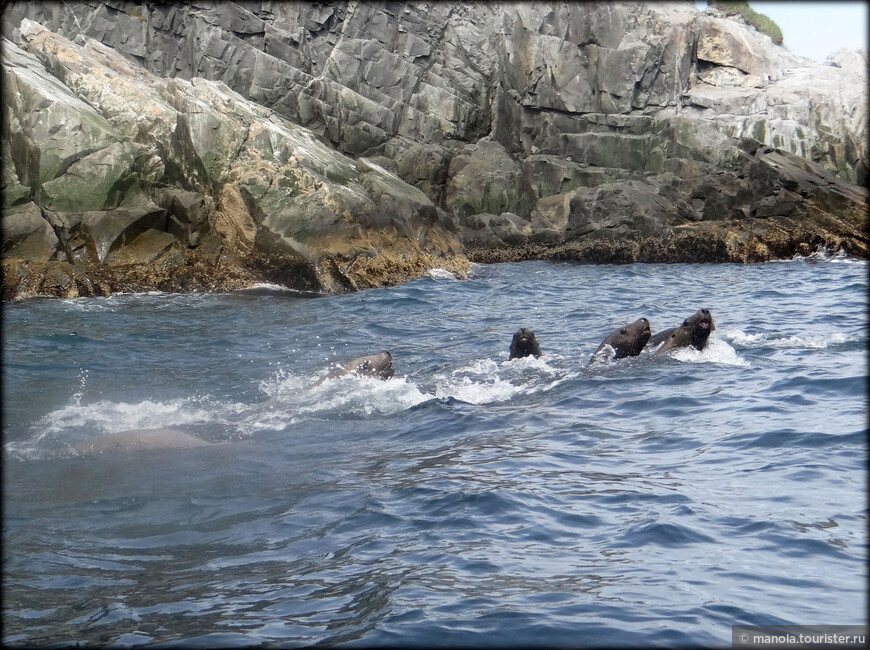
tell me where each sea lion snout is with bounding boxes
[517,328,534,343]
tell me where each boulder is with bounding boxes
[1,202,59,260]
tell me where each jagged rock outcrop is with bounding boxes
[2,18,467,299]
[2,2,867,299]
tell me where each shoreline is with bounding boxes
[3,243,863,303]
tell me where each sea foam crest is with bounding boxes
[245,282,294,291]
[36,397,216,439]
[436,358,508,403]
[300,373,429,416]
[3,396,228,459]
[793,245,847,262]
[773,244,862,264]
[434,375,520,404]
[668,338,750,366]
[721,327,853,349]
[254,369,430,429]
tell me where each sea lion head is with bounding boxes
[616,317,652,357]
[656,308,715,355]
[351,351,394,380]
[686,309,715,350]
[590,317,651,362]
[314,351,394,385]
[509,327,542,360]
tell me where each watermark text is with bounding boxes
[733,625,868,649]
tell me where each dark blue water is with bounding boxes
[3,253,867,647]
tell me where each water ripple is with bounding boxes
[3,259,866,647]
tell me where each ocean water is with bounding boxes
[2,253,867,648]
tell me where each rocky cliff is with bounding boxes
[2,2,867,300]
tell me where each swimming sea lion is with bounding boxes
[589,317,651,364]
[73,428,213,455]
[316,351,394,384]
[509,327,542,360]
[650,309,715,356]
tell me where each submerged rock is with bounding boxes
[1,3,867,299]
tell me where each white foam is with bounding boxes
[794,245,847,262]
[719,327,768,346]
[304,374,428,414]
[35,397,217,440]
[501,353,559,371]
[453,358,501,376]
[244,282,295,292]
[257,368,311,398]
[428,268,458,280]
[667,338,750,367]
[3,395,235,459]
[587,344,616,365]
[433,375,520,404]
[427,356,554,404]
[784,332,851,348]
[60,297,112,311]
[252,369,430,430]
[770,245,863,264]
[721,327,853,349]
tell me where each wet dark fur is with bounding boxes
[590,317,651,363]
[319,351,394,383]
[509,327,542,360]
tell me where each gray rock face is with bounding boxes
[1,2,867,299]
[2,18,468,299]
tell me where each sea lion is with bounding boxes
[316,351,394,384]
[589,317,651,364]
[650,309,715,356]
[509,327,542,360]
[73,428,213,455]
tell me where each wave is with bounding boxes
[242,282,298,292]
[8,353,581,460]
[231,283,323,298]
[428,268,460,280]
[4,395,232,460]
[8,327,840,461]
[659,338,750,367]
[720,327,857,349]
[57,290,221,312]
[767,245,864,264]
[255,370,431,427]
[432,355,573,403]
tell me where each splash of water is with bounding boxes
[667,338,750,366]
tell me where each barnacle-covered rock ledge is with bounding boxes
[2,3,867,301]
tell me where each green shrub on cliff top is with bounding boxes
[708,1,784,45]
